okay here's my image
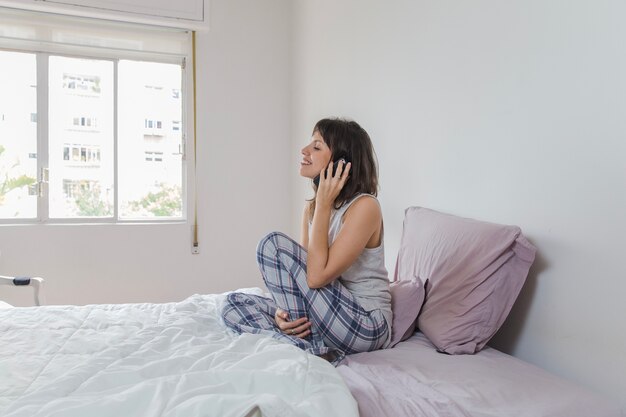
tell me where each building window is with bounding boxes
[145,151,163,162]
[63,144,101,165]
[63,73,101,94]
[72,116,98,129]
[63,179,99,198]
[144,118,164,136]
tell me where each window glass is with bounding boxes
[0,50,37,219]
[48,56,114,218]
[118,60,183,219]
[1,42,185,223]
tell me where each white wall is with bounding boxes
[291,0,625,411]
[0,0,292,305]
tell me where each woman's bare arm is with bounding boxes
[306,196,380,288]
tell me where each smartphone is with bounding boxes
[313,157,349,187]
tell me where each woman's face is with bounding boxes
[300,131,332,179]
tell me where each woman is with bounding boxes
[221,118,391,364]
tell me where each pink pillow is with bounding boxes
[388,279,425,348]
[395,207,536,354]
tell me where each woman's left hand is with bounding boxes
[275,308,311,339]
[316,160,351,208]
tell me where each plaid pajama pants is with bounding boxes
[221,232,389,365]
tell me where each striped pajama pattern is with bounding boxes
[221,231,389,365]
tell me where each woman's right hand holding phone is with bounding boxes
[315,159,351,209]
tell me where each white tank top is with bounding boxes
[311,194,392,346]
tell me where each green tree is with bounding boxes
[127,183,182,217]
[73,183,112,217]
[0,145,36,205]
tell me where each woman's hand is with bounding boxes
[316,159,351,208]
[275,308,311,338]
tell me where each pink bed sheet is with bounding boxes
[337,333,621,417]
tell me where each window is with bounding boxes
[63,73,101,94]
[63,144,101,165]
[72,116,98,130]
[0,9,191,223]
[144,118,164,136]
[145,151,164,162]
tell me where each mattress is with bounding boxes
[337,332,621,417]
[0,288,358,417]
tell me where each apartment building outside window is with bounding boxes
[0,9,191,223]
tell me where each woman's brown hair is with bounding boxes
[308,118,379,219]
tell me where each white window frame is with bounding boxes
[0,8,194,225]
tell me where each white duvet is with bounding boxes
[0,288,358,417]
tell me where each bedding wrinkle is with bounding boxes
[19,306,95,400]
[1,290,358,417]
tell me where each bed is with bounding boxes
[1,207,622,417]
[338,332,621,417]
[0,288,358,417]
